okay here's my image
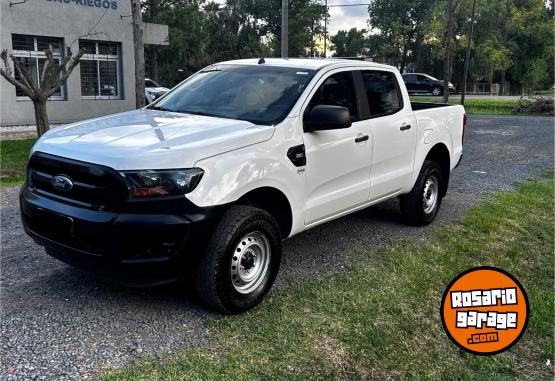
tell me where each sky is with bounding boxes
[326,0,369,35]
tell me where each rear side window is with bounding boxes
[403,74,416,81]
[361,71,403,117]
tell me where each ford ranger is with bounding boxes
[20,59,465,313]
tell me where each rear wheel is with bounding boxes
[431,86,442,96]
[193,205,282,313]
[400,160,443,226]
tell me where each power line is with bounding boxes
[326,3,370,7]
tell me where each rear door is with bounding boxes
[360,70,417,200]
[302,70,372,224]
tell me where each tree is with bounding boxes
[331,28,369,57]
[368,0,437,72]
[0,47,83,136]
[233,0,327,57]
[131,0,146,108]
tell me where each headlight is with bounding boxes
[122,168,204,198]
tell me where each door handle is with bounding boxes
[355,135,369,143]
[400,124,411,131]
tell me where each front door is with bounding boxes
[302,70,372,224]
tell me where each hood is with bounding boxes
[32,109,275,170]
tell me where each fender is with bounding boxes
[186,143,305,236]
[406,139,452,195]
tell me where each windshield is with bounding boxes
[151,65,316,125]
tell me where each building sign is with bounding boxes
[46,0,118,10]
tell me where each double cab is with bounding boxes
[21,59,465,313]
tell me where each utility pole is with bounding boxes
[442,0,455,103]
[461,0,478,106]
[131,0,145,108]
[323,0,328,57]
[281,0,288,58]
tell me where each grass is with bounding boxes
[0,138,35,186]
[411,96,519,115]
[534,90,555,96]
[104,175,554,380]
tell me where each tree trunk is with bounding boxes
[33,99,49,137]
[499,0,511,96]
[489,67,494,95]
[152,48,159,82]
[499,70,506,96]
[461,0,477,106]
[414,32,423,72]
[400,42,408,74]
[442,0,455,103]
[131,0,145,108]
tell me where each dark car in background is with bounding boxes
[402,73,455,96]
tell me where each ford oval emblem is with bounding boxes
[51,175,73,191]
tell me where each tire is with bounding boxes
[431,86,442,96]
[193,205,282,313]
[400,160,443,226]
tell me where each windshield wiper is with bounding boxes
[177,110,219,117]
[148,105,175,112]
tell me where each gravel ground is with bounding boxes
[1,115,553,380]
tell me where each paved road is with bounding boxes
[1,116,553,380]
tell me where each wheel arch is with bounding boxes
[237,187,293,238]
[424,143,450,197]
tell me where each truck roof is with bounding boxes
[216,58,395,71]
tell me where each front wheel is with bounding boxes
[193,205,282,313]
[400,160,444,226]
[431,86,442,96]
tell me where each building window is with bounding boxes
[79,40,122,99]
[11,34,65,100]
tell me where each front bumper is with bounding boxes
[20,186,223,287]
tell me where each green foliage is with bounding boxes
[410,96,520,114]
[339,0,554,95]
[330,28,369,57]
[367,0,439,71]
[144,0,327,85]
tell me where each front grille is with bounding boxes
[27,152,130,210]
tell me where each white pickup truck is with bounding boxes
[21,59,465,313]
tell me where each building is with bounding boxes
[0,0,168,126]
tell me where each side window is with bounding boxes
[417,75,428,81]
[404,74,416,81]
[306,71,359,120]
[361,71,403,117]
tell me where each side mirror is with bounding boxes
[304,105,352,132]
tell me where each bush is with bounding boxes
[513,96,554,115]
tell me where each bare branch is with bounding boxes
[41,45,56,82]
[40,47,61,95]
[0,50,12,76]
[9,53,39,93]
[59,48,84,83]
[0,68,35,99]
[0,50,35,99]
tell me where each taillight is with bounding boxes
[462,113,468,145]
